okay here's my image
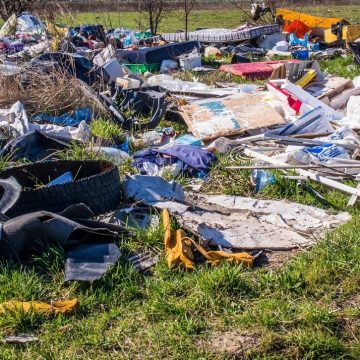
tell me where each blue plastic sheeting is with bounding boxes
[47,171,74,187]
[32,107,93,127]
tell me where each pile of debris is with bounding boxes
[0,8,359,314]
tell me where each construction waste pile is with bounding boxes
[0,8,359,310]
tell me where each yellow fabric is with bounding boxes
[46,22,68,38]
[324,25,360,43]
[163,209,195,270]
[46,22,68,51]
[347,26,360,42]
[162,210,253,269]
[0,299,78,315]
[276,9,346,29]
[190,238,253,267]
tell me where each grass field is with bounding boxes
[58,5,360,31]
[1,5,360,360]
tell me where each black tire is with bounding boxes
[0,160,121,217]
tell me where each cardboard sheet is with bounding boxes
[180,93,285,140]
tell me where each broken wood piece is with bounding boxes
[347,183,360,206]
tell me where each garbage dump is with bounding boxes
[0,7,359,313]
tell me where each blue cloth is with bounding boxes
[289,33,308,47]
[32,107,92,127]
[133,145,217,178]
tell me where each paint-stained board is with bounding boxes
[180,93,285,140]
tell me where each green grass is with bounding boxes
[90,118,126,142]
[58,6,360,32]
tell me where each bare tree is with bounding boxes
[136,0,170,35]
[178,0,197,40]
[0,0,50,21]
[230,0,276,25]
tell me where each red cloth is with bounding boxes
[284,19,310,38]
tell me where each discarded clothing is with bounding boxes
[133,145,217,178]
[0,299,78,315]
[124,175,185,205]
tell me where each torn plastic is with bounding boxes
[117,87,167,130]
[64,243,121,281]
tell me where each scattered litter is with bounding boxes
[0,6,358,293]
[3,335,39,344]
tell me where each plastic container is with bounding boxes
[292,49,309,60]
[123,63,160,74]
[251,170,276,193]
[179,53,201,70]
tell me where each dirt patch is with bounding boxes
[341,292,360,309]
[255,250,302,270]
[200,330,261,357]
